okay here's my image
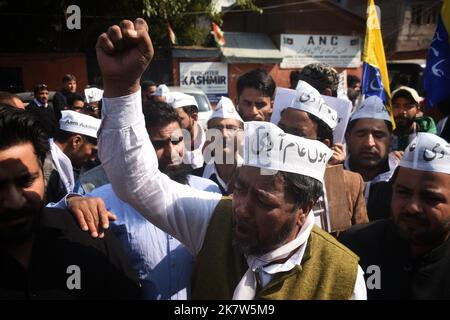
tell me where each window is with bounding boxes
[411,4,440,25]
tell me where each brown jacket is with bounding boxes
[325,165,369,233]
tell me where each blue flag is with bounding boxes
[423,0,450,106]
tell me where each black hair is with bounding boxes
[347,75,361,88]
[0,104,50,167]
[298,63,339,97]
[277,171,323,209]
[181,105,198,116]
[143,101,182,128]
[33,83,48,95]
[67,93,84,107]
[237,69,276,99]
[309,113,334,144]
[346,118,393,135]
[279,108,334,144]
[53,129,97,145]
[142,80,156,91]
[290,70,301,89]
[63,74,77,82]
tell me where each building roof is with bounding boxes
[221,32,283,63]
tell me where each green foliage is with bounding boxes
[141,0,261,46]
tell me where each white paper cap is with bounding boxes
[400,133,450,175]
[152,84,170,97]
[84,88,103,103]
[270,87,297,126]
[208,96,243,124]
[350,96,391,122]
[244,121,332,183]
[293,80,338,130]
[59,110,101,138]
[171,92,198,109]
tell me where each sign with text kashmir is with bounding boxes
[180,62,228,103]
[280,34,361,69]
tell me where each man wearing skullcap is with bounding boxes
[271,82,369,232]
[44,110,100,203]
[171,92,205,169]
[345,96,397,220]
[95,19,367,300]
[201,96,244,195]
[340,133,450,299]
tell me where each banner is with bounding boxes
[280,34,361,68]
[180,62,228,104]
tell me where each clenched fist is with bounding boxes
[96,18,154,97]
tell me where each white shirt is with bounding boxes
[99,90,366,300]
[49,138,75,194]
[202,161,228,192]
[183,122,205,169]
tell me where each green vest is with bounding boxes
[192,198,360,300]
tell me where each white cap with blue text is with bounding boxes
[400,132,450,175]
[59,110,101,138]
[270,82,337,130]
[244,121,332,182]
[350,96,391,122]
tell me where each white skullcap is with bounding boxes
[350,96,391,122]
[59,110,101,138]
[208,96,243,124]
[152,84,170,97]
[400,133,450,175]
[293,81,338,129]
[171,92,198,109]
[270,87,297,126]
[84,88,103,103]
[244,121,332,183]
[270,84,338,130]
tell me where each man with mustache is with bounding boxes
[44,110,100,204]
[272,81,369,232]
[171,92,206,169]
[340,133,450,299]
[201,96,244,195]
[0,105,140,299]
[236,69,275,122]
[95,18,366,300]
[391,86,436,151]
[345,96,397,220]
[68,102,220,299]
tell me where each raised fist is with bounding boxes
[96,18,154,97]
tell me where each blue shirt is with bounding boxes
[88,175,220,300]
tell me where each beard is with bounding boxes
[394,212,450,246]
[394,116,415,132]
[232,215,297,256]
[163,163,193,185]
[0,205,41,246]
